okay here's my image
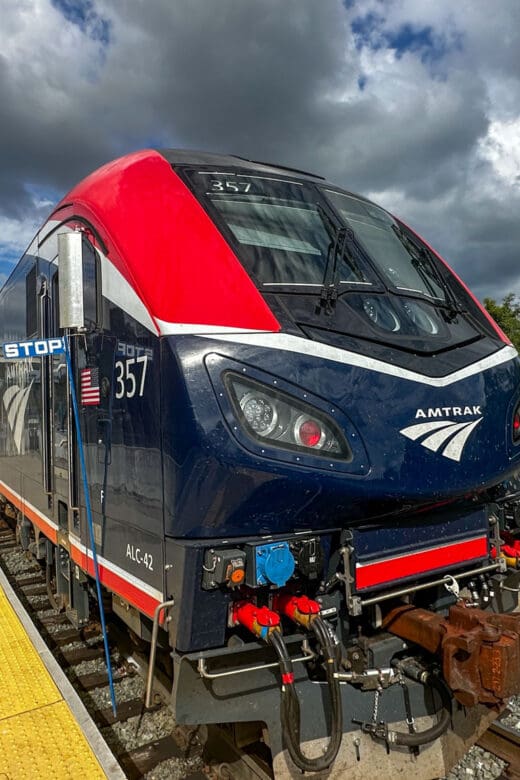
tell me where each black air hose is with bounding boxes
[311,617,343,753]
[269,617,343,773]
[389,674,452,747]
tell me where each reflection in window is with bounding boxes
[26,265,37,337]
[187,172,369,286]
[324,191,445,300]
[53,356,68,470]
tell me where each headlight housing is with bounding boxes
[225,373,351,460]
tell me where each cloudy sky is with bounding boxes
[1,0,519,302]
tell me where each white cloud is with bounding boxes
[479,119,520,187]
[0,211,40,255]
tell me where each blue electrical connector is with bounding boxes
[251,541,295,587]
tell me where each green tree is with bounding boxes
[484,294,520,352]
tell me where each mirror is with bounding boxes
[58,232,84,329]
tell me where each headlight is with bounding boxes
[225,373,351,460]
[362,297,400,332]
[240,391,278,436]
[402,300,439,335]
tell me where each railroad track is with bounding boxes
[2,513,519,780]
[477,720,520,780]
[0,515,209,780]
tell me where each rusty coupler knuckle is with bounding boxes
[382,602,520,707]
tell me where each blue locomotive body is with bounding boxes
[159,333,520,540]
[1,149,520,778]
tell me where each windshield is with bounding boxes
[184,171,370,286]
[185,170,451,304]
[323,190,446,301]
[179,166,494,353]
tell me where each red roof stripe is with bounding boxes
[55,150,280,333]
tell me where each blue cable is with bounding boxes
[64,336,117,716]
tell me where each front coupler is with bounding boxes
[383,602,520,707]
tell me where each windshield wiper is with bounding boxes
[316,204,364,315]
[391,224,466,321]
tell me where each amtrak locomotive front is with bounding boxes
[1,149,520,778]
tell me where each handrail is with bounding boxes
[64,335,117,716]
[197,643,315,680]
[145,599,175,708]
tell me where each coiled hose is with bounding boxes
[389,673,452,747]
[269,617,343,772]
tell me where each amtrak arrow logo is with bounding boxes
[399,418,483,462]
[2,382,34,454]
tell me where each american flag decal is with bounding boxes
[80,367,101,406]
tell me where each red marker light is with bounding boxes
[299,419,322,447]
[514,405,520,441]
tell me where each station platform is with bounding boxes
[0,564,125,780]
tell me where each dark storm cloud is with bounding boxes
[92,0,356,171]
[91,0,488,199]
[0,0,519,301]
[441,191,520,301]
[0,0,354,217]
[0,4,115,216]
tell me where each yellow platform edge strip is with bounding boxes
[0,563,123,779]
[0,701,108,779]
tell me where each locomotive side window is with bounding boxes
[25,265,37,337]
[51,271,61,336]
[40,228,99,331]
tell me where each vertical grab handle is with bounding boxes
[145,599,175,708]
[39,281,53,496]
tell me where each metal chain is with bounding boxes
[372,686,382,724]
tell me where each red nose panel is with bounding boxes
[55,150,280,333]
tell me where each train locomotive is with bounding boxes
[1,149,520,778]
